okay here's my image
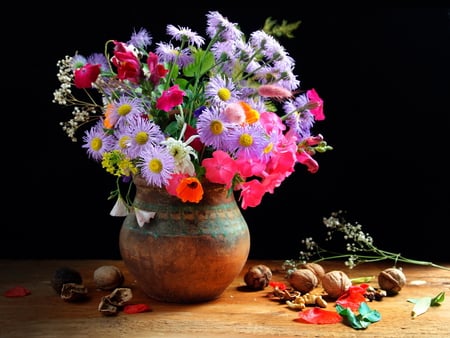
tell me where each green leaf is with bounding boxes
[410,297,432,318]
[431,291,445,305]
[336,302,381,330]
[407,291,445,318]
[350,276,375,284]
[183,50,215,78]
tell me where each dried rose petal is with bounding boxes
[269,281,287,290]
[4,286,31,297]
[336,284,368,312]
[296,308,342,324]
[123,303,152,314]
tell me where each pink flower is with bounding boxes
[297,151,319,173]
[202,150,239,189]
[239,179,267,209]
[147,52,168,86]
[307,88,325,121]
[156,85,185,112]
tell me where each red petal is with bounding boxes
[269,281,287,290]
[123,304,152,314]
[336,285,367,311]
[296,308,342,324]
[4,286,31,297]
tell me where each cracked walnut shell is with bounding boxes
[378,267,406,295]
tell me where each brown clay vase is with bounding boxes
[119,175,250,303]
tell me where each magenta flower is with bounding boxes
[74,64,101,89]
[156,84,185,112]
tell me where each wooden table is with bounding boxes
[1,259,449,337]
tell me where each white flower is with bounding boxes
[134,208,156,227]
[109,197,130,217]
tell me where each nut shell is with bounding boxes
[244,264,272,290]
[287,268,318,294]
[321,270,352,299]
[378,267,406,295]
[51,267,83,294]
[93,265,125,290]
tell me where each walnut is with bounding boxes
[51,267,83,294]
[298,263,326,281]
[321,270,352,299]
[98,287,133,316]
[93,265,125,290]
[244,264,272,290]
[286,293,328,310]
[378,267,406,295]
[287,268,319,294]
[60,283,88,302]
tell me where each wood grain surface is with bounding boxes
[1,259,449,337]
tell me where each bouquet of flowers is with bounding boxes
[53,11,332,216]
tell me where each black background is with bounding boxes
[4,6,449,262]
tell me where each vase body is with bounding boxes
[119,175,250,303]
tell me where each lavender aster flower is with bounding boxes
[196,106,233,151]
[126,117,165,158]
[228,123,269,160]
[128,27,152,49]
[166,24,205,48]
[138,144,175,188]
[82,120,115,161]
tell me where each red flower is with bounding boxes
[111,41,142,83]
[147,52,168,86]
[74,64,101,89]
[156,85,185,112]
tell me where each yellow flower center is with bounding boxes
[91,137,103,151]
[218,87,231,101]
[148,158,163,174]
[264,142,273,154]
[210,120,224,135]
[135,132,149,145]
[117,104,132,116]
[118,135,131,149]
[239,133,253,147]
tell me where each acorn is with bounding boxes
[51,267,83,294]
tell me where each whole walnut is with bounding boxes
[287,268,319,294]
[299,262,326,281]
[93,265,125,290]
[378,267,406,295]
[244,264,272,290]
[322,270,352,299]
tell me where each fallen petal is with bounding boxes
[124,303,152,314]
[4,286,31,297]
[296,307,342,324]
[135,208,156,227]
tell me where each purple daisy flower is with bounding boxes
[82,120,116,161]
[227,123,269,160]
[138,144,175,188]
[196,106,233,151]
[126,117,165,159]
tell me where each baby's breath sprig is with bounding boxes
[285,210,450,271]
